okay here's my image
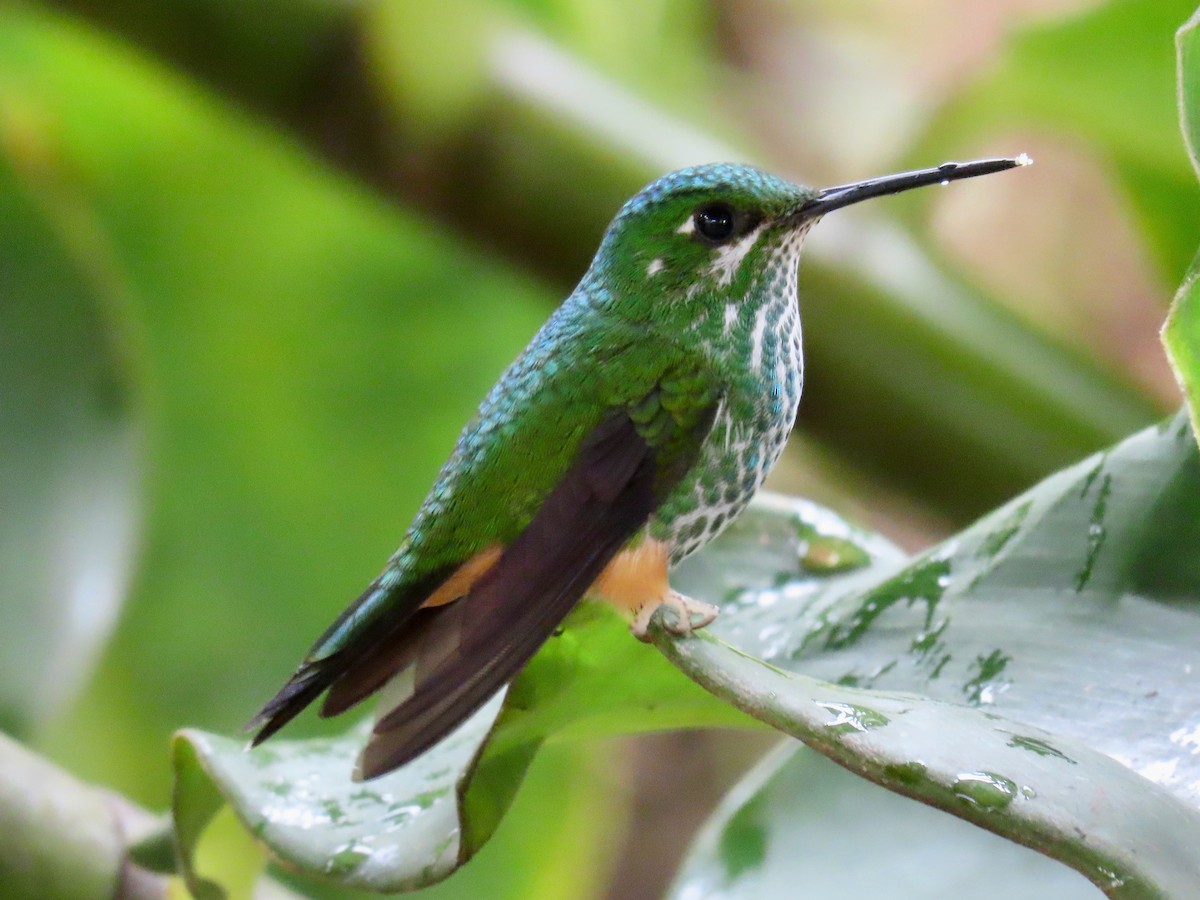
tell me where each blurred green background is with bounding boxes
[0,0,1191,896]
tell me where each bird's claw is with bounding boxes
[630,591,719,642]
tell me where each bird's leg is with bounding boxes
[590,538,719,641]
[630,590,719,642]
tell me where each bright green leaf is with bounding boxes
[1179,5,1200,165]
[1163,252,1200,448]
[1165,12,1200,442]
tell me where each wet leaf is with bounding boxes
[656,412,1200,896]
[172,697,504,896]
[695,414,1200,804]
[670,744,1109,899]
[655,633,1200,897]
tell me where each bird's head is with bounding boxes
[582,157,1027,337]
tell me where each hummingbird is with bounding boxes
[249,156,1027,779]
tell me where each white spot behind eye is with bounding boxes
[646,257,665,277]
[709,225,764,287]
[676,215,695,235]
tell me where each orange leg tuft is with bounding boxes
[591,539,719,640]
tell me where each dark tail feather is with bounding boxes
[246,664,336,746]
[320,604,461,719]
[246,569,447,745]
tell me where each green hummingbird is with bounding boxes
[249,156,1027,778]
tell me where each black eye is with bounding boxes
[694,203,737,243]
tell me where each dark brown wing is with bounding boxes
[356,404,713,778]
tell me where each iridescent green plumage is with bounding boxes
[250,157,1026,777]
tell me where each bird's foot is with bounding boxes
[630,590,719,642]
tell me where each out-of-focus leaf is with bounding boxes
[670,744,1100,899]
[0,3,553,797]
[1166,11,1200,441]
[45,0,354,111]
[0,105,140,735]
[917,0,1200,282]
[0,731,166,899]
[1181,4,1200,157]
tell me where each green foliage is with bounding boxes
[1166,11,1200,438]
[4,0,1200,897]
[0,133,140,737]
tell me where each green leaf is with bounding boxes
[1163,252,1200,447]
[172,698,503,895]
[696,413,1200,802]
[670,744,1120,899]
[1165,12,1200,442]
[655,631,1200,897]
[0,103,141,736]
[654,412,1200,895]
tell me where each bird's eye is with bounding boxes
[693,203,737,243]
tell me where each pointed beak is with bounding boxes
[795,154,1031,220]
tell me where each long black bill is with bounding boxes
[799,155,1030,218]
